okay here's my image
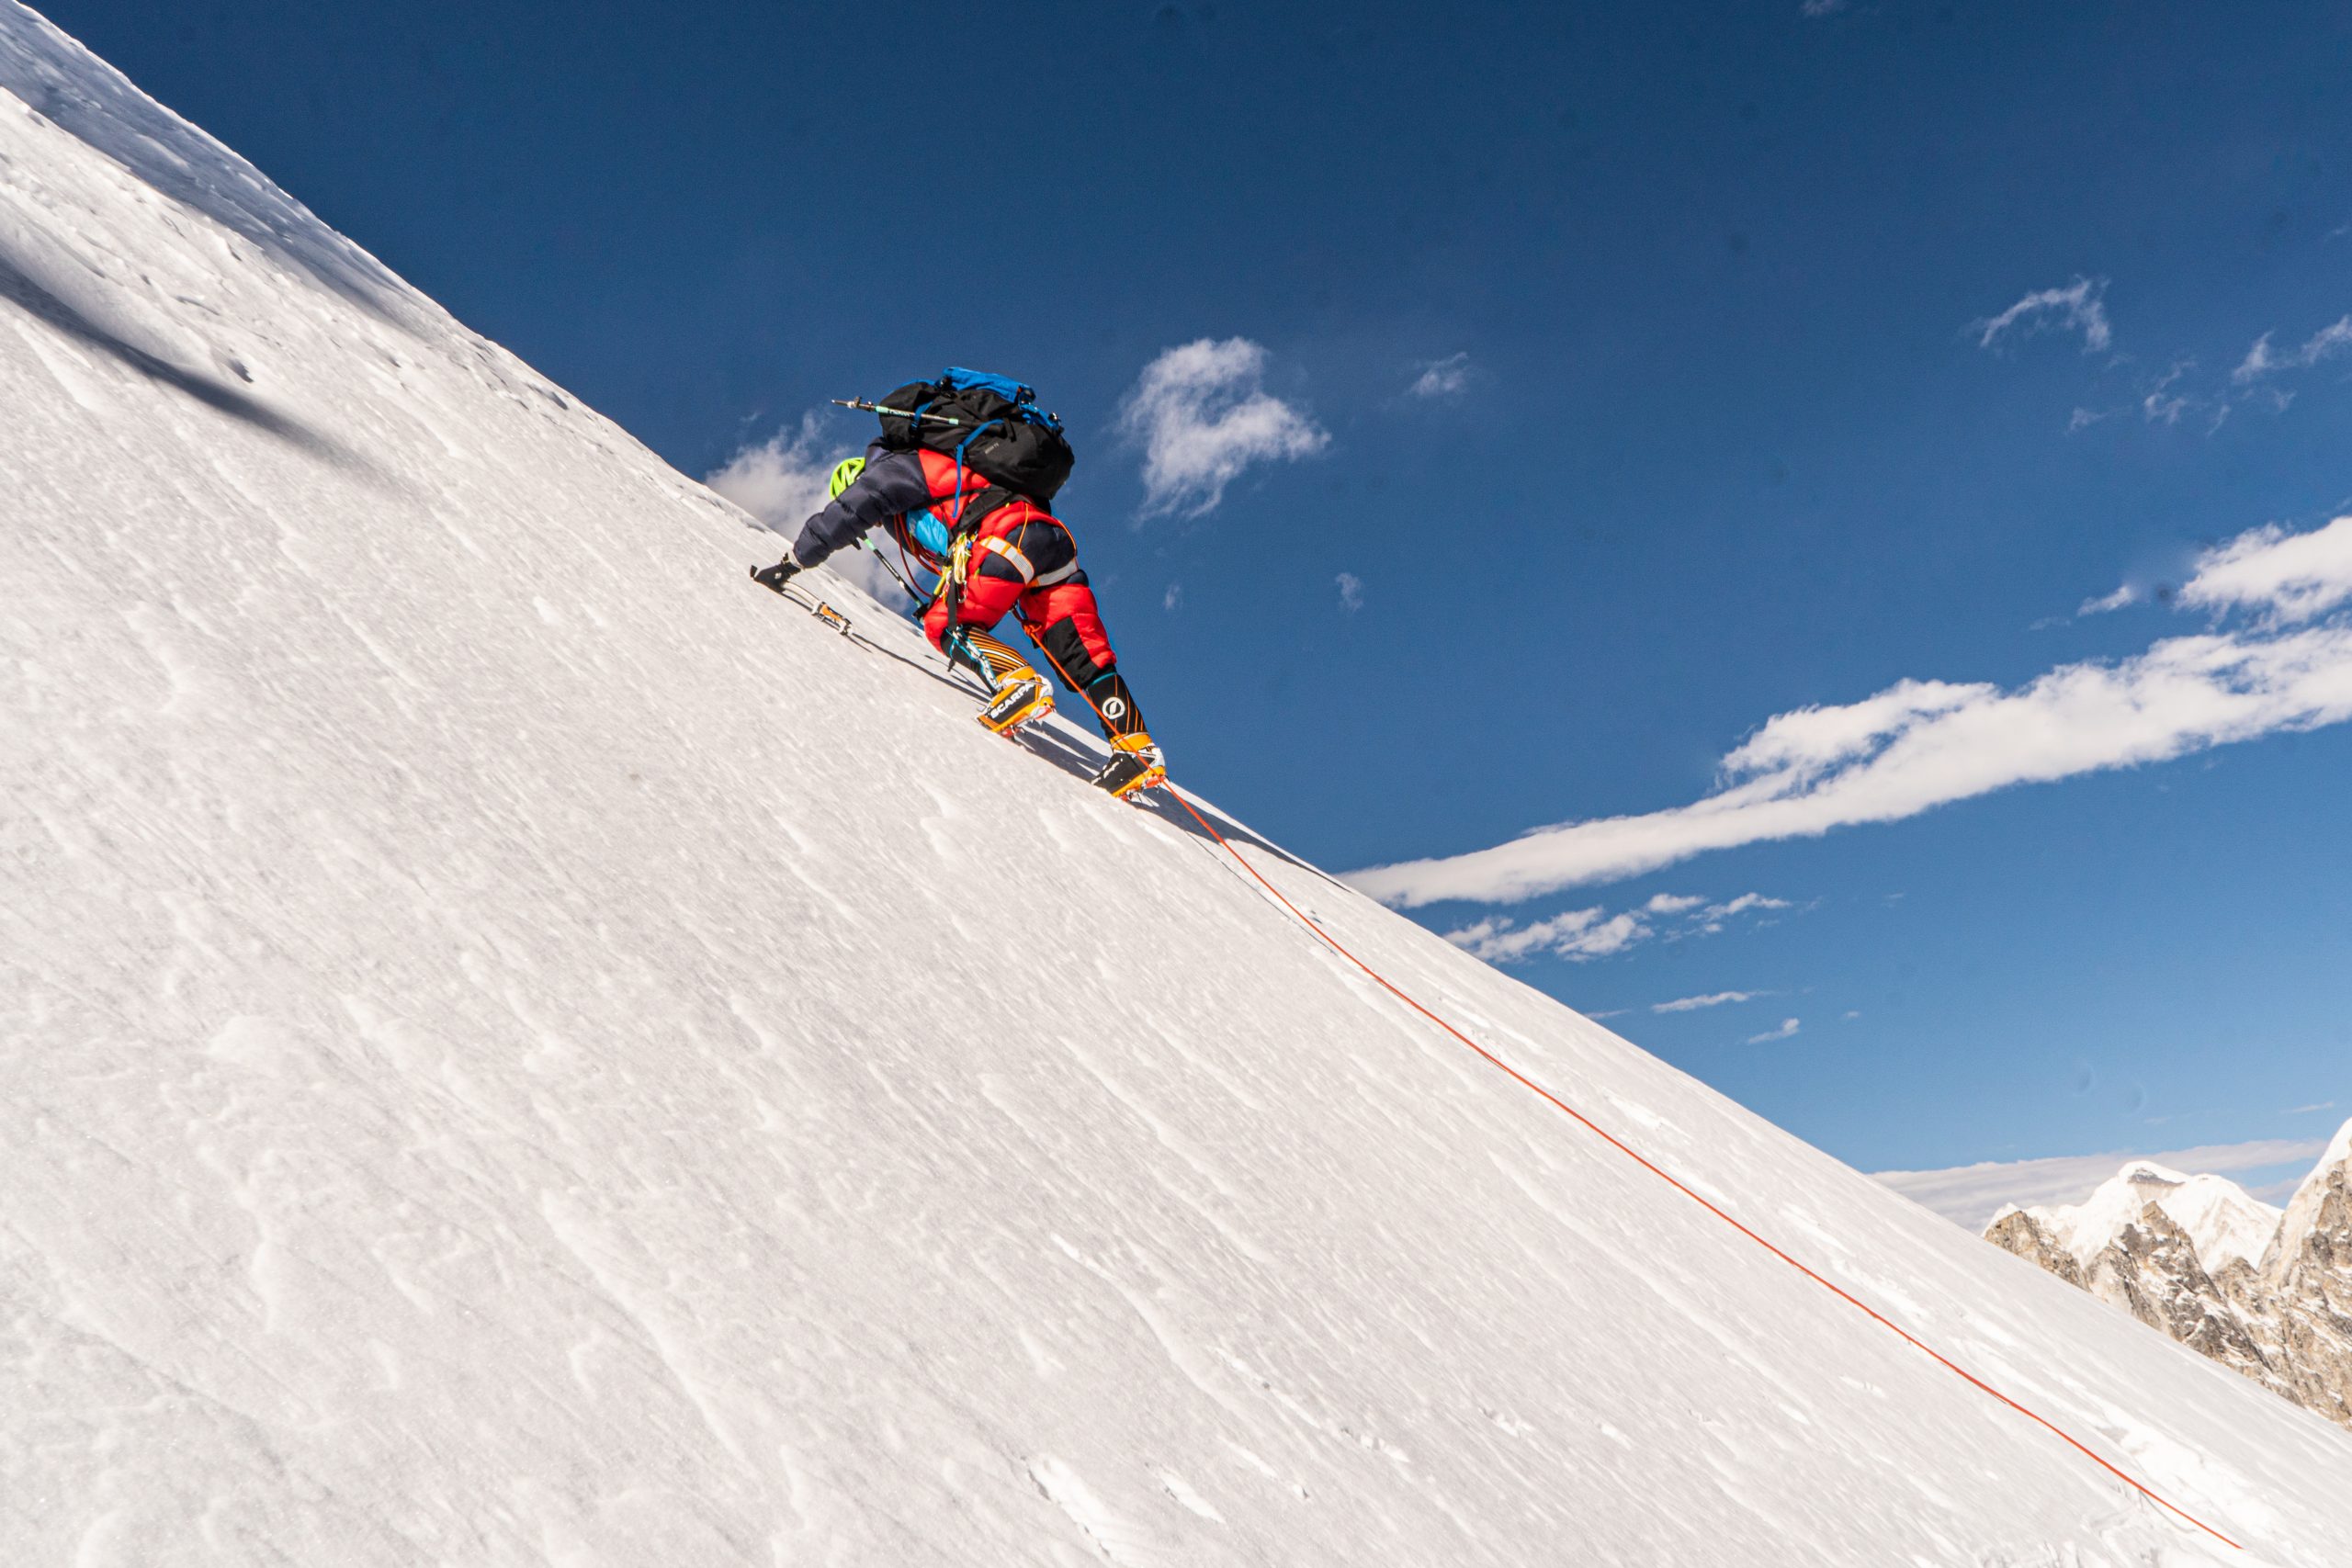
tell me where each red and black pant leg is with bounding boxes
[1020,574,1147,740]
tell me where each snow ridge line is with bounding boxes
[1165,792,2245,1553]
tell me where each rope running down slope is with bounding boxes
[1166,790,2242,1553]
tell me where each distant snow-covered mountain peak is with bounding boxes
[6,4,2351,1562]
[2031,1164,2285,1274]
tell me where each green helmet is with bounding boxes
[827,457,865,500]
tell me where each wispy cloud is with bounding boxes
[2284,1101,2338,1116]
[1745,1017,1801,1044]
[1701,893,1790,923]
[2176,515,2352,624]
[2077,583,2143,616]
[2139,358,2194,425]
[1653,990,1762,1013]
[2232,316,2352,384]
[1973,276,2112,355]
[1336,571,1364,613]
[1873,1136,2333,1230]
[1444,908,1648,964]
[1349,515,2352,907]
[1163,582,1183,611]
[1801,0,1849,15]
[1408,352,1473,400]
[706,412,843,532]
[2065,310,2352,436]
[1119,338,1329,518]
[2068,359,2230,438]
[1445,890,1792,965]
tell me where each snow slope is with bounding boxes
[2006,1164,2287,1274]
[5,6,2351,1563]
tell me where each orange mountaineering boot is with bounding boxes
[1091,730,1166,799]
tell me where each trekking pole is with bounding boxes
[855,536,930,607]
[846,540,990,691]
[829,398,968,428]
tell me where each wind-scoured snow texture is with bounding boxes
[3,6,2350,1564]
[1988,1131,2352,1434]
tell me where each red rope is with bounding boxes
[1165,791,2242,1552]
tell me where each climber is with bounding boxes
[752,370,1164,800]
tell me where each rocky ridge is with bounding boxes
[1986,1122,2352,1432]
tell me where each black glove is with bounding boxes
[750,553,802,593]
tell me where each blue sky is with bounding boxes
[51,0,2352,1211]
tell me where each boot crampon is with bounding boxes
[959,630,1056,736]
[978,667,1055,736]
[1091,732,1167,799]
[957,630,1163,799]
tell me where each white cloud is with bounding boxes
[2177,515,2352,624]
[1703,893,1790,921]
[1336,571,1364,613]
[2233,333,2278,384]
[1447,888,1796,967]
[1408,352,1472,400]
[2079,515,2352,627]
[1652,990,1761,1013]
[2140,359,2195,425]
[1973,277,2112,355]
[2077,583,2142,616]
[2284,1101,2337,1115]
[1348,516,2352,908]
[1443,908,1649,964]
[2232,316,2352,384]
[2067,359,2221,436]
[1801,0,1848,14]
[1118,338,1329,518]
[1872,1136,2333,1231]
[1745,1017,1801,1044]
[706,412,845,532]
[1163,582,1183,611]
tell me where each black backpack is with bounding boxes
[873,368,1076,503]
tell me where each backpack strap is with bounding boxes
[933,487,1024,630]
[956,485,1018,534]
[946,418,1006,520]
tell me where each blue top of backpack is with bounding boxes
[940,367,1063,434]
